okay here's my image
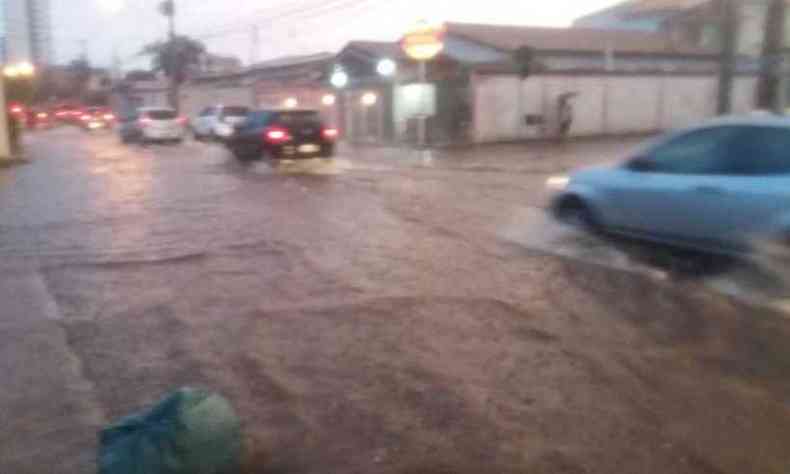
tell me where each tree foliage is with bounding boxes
[139,35,206,84]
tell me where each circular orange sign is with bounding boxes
[401,22,445,61]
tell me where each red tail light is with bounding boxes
[177,116,187,125]
[10,106,23,114]
[322,128,339,140]
[103,113,115,121]
[264,126,292,144]
[139,117,152,127]
[80,115,91,121]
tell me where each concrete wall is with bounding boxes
[472,73,757,143]
[179,83,255,119]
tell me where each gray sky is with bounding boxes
[53,0,622,69]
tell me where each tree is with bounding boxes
[68,58,93,99]
[139,35,206,85]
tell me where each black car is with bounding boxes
[225,109,338,161]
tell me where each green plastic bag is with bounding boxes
[99,388,242,474]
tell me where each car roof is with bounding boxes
[253,108,319,113]
[138,107,175,112]
[699,113,790,129]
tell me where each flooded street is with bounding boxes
[3,128,790,474]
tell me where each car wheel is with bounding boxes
[554,196,600,232]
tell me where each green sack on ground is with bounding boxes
[99,387,242,474]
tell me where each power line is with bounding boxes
[190,0,375,40]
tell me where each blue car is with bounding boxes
[550,116,790,255]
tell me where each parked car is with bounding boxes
[79,107,115,131]
[118,107,186,144]
[224,109,338,161]
[25,108,52,129]
[549,116,790,256]
[52,104,79,123]
[190,105,250,141]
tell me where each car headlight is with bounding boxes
[546,175,570,190]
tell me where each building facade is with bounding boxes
[575,0,790,57]
[2,0,52,65]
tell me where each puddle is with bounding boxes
[499,207,790,312]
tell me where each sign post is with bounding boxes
[401,22,444,148]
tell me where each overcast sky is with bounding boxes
[53,0,623,70]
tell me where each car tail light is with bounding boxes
[103,113,115,121]
[80,115,91,121]
[177,116,187,125]
[37,112,48,119]
[264,126,292,143]
[139,117,152,127]
[10,106,22,114]
[322,128,339,140]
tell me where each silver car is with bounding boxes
[550,116,790,255]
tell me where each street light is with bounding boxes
[4,62,35,78]
[330,69,348,89]
[376,58,396,77]
[322,94,336,106]
[361,92,377,106]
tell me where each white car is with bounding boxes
[119,107,186,144]
[190,105,250,141]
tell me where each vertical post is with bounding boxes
[717,0,737,115]
[0,80,12,160]
[250,26,260,65]
[166,0,178,112]
[418,60,427,148]
[759,0,786,111]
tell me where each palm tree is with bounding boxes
[139,35,206,86]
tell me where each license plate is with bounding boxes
[298,144,320,154]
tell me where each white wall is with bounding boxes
[473,73,757,143]
[180,84,254,119]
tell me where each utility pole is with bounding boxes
[758,0,787,112]
[159,0,178,111]
[717,0,738,115]
[250,26,260,65]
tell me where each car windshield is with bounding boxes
[145,110,177,120]
[273,111,321,126]
[7,3,790,474]
[222,106,249,117]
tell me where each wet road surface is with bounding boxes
[3,128,790,474]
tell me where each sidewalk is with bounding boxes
[0,262,104,473]
[342,134,654,175]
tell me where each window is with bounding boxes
[221,106,249,118]
[721,126,790,175]
[146,110,177,120]
[273,111,321,126]
[244,111,270,128]
[646,126,741,175]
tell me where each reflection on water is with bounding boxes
[499,206,790,313]
[243,157,354,176]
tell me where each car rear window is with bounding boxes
[146,110,177,120]
[273,111,321,126]
[222,107,249,117]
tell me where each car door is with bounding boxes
[195,107,214,135]
[694,125,790,249]
[608,126,741,244]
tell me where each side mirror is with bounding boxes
[626,156,656,172]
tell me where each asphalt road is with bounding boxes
[2,127,790,474]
